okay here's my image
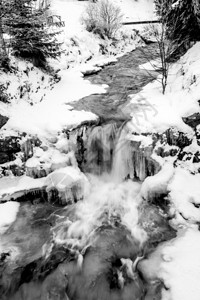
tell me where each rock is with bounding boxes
[0,114,8,129]
[162,128,192,148]
[21,137,42,161]
[193,151,200,163]
[183,113,200,129]
[143,281,163,300]
[46,166,90,205]
[81,66,102,76]
[0,153,10,164]
[19,245,74,284]
[0,137,21,164]
[139,203,176,253]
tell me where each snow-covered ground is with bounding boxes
[126,41,200,300]
[139,227,200,300]
[130,43,200,135]
[0,0,155,138]
[2,70,103,137]
[50,0,153,67]
[52,0,155,26]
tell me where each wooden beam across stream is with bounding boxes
[122,20,160,25]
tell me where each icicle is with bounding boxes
[45,166,90,205]
[112,122,134,182]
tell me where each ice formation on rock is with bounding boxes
[45,166,90,205]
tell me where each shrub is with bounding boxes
[0,84,9,103]
[82,0,123,39]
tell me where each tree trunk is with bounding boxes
[0,0,7,61]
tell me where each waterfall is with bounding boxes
[73,121,158,182]
[82,121,135,181]
[85,123,117,174]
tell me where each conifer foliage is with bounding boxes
[0,0,63,68]
[154,0,200,45]
[0,0,11,67]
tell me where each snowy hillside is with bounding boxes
[129,42,200,300]
[0,0,156,138]
[115,0,155,21]
[50,0,155,66]
[52,0,155,26]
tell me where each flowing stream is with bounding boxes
[70,44,158,119]
[0,44,176,300]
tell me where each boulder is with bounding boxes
[0,137,21,164]
[0,114,8,129]
[183,113,200,129]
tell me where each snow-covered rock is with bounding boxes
[168,167,200,224]
[0,201,20,234]
[45,166,90,205]
[0,175,46,202]
[139,228,200,300]
[140,162,174,202]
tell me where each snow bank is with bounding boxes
[139,228,200,300]
[0,201,20,234]
[128,80,196,135]
[160,228,200,300]
[139,58,162,71]
[0,176,46,202]
[44,69,108,104]
[128,43,200,136]
[5,102,98,137]
[3,69,104,137]
[140,162,174,201]
[168,168,200,223]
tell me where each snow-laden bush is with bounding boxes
[82,0,123,39]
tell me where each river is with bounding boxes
[0,43,176,300]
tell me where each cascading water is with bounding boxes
[84,123,118,174]
[0,121,175,300]
[83,121,136,181]
[83,121,158,182]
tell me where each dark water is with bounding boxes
[70,44,159,119]
[0,184,175,300]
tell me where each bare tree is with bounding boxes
[82,0,123,39]
[141,0,200,94]
[147,22,170,94]
[137,9,189,95]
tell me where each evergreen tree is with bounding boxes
[5,0,63,68]
[154,0,200,44]
[0,0,12,67]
